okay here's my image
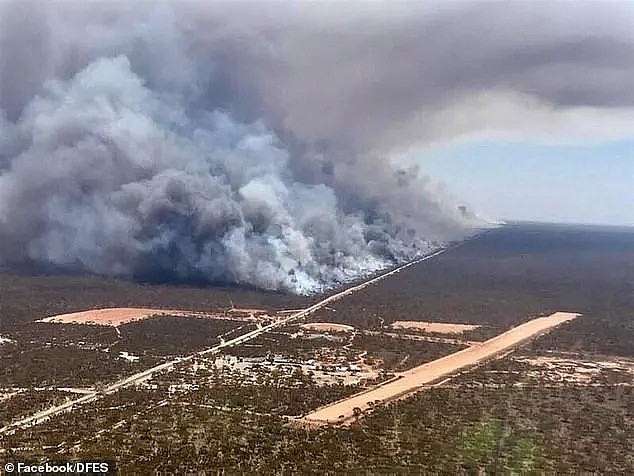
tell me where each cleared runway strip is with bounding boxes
[298,312,580,426]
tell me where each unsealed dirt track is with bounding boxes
[301,323,355,333]
[299,312,580,426]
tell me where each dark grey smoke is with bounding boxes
[1,1,631,292]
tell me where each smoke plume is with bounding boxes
[1,1,631,292]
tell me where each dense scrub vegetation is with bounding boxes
[0,317,245,386]
[0,346,156,387]
[0,271,310,328]
[350,333,464,371]
[311,223,634,355]
[6,385,631,474]
[0,390,68,427]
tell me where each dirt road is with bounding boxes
[299,312,580,426]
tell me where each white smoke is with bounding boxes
[13,0,631,292]
[0,55,473,292]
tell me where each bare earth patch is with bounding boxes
[300,323,355,333]
[227,308,270,317]
[390,321,480,334]
[298,312,580,426]
[37,308,203,327]
[514,355,634,385]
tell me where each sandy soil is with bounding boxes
[300,323,355,333]
[364,330,475,347]
[276,309,307,315]
[37,308,200,327]
[514,355,634,384]
[228,308,269,315]
[299,312,579,426]
[390,321,480,334]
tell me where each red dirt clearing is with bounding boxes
[37,308,203,327]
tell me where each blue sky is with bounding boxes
[415,139,634,226]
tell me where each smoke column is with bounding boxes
[6,1,628,292]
